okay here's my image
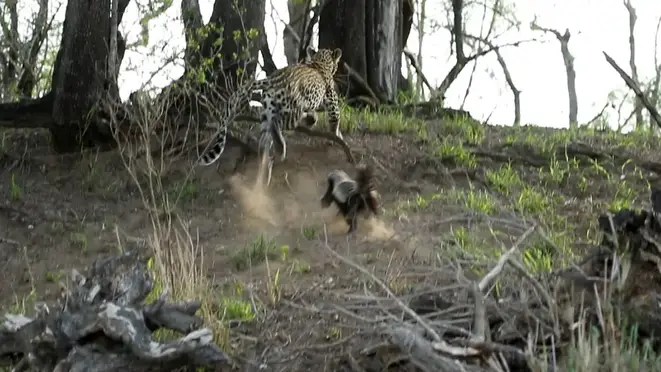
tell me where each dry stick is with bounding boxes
[0,237,19,245]
[469,282,487,342]
[603,51,661,128]
[320,228,441,343]
[402,49,434,93]
[478,225,537,292]
[507,257,561,340]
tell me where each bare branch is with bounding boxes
[402,49,433,92]
[604,51,661,129]
[624,0,643,128]
[463,33,522,125]
[582,101,610,128]
[531,20,578,128]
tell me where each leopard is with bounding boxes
[321,164,380,234]
[199,48,345,186]
[198,80,255,166]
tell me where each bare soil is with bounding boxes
[1,123,659,370]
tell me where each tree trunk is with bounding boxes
[319,0,368,99]
[399,0,414,92]
[50,0,114,152]
[204,0,266,87]
[283,0,308,66]
[166,0,265,125]
[365,0,402,103]
[624,0,643,128]
[319,0,410,103]
[47,0,131,152]
[559,32,578,129]
[532,23,578,129]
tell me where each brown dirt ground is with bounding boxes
[0,127,449,364]
[1,123,658,370]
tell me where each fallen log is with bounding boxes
[0,251,228,371]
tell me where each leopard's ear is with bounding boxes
[332,48,342,62]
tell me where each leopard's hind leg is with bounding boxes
[258,97,280,187]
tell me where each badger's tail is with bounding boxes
[355,164,379,215]
[355,164,375,194]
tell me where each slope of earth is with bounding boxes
[1,108,660,370]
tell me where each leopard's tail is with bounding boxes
[199,80,254,166]
[199,125,229,166]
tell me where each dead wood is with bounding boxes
[0,251,229,371]
[603,51,661,129]
[531,21,578,128]
[318,186,661,371]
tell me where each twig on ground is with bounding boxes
[0,236,19,245]
[478,225,536,292]
[320,229,441,342]
[470,282,487,342]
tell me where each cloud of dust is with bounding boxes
[228,174,278,228]
[228,165,397,241]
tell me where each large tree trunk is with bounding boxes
[168,0,266,125]
[365,0,401,103]
[50,0,130,152]
[0,0,130,153]
[319,0,368,99]
[203,0,266,87]
[319,0,412,104]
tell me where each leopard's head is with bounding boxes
[309,48,342,77]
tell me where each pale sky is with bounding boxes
[20,0,661,129]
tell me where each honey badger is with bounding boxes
[321,165,379,233]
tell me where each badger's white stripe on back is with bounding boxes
[332,180,358,203]
[326,170,358,203]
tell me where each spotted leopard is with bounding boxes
[199,48,345,185]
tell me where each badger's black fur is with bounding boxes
[320,164,379,233]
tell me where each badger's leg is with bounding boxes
[345,199,359,234]
[346,213,358,234]
[321,178,334,208]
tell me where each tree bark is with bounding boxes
[399,0,413,92]
[319,0,367,98]
[624,0,643,129]
[365,0,402,103]
[204,0,266,87]
[532,23,578,128]
[283,0,309,66]
[319,0,410,103]
[0,0,129,151]
[50,0,115,152]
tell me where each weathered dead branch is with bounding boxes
[531,20,578,128]
[315,187,661,371]
[603,51,661,129]
[0,251,228,371]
